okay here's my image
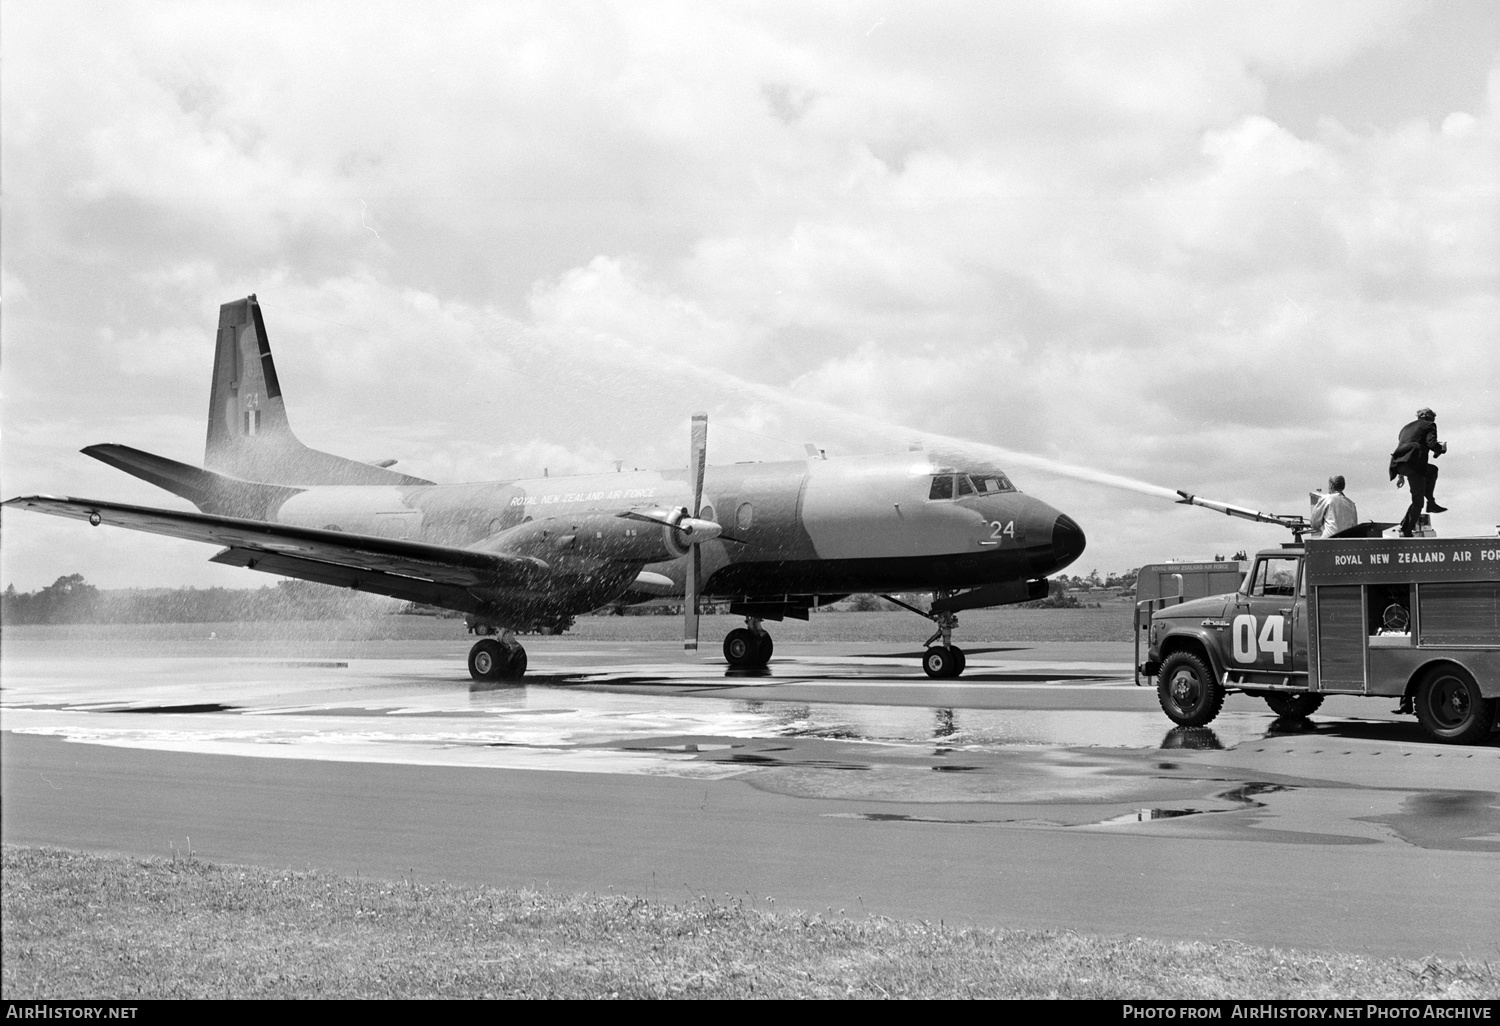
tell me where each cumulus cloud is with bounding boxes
[2,0,1496,589]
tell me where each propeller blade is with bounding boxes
[690,412,707,517]
[685,411,707,653]
[684,543,700,652]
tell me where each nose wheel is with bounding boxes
[922,645,966,679]
[879,594,969,678]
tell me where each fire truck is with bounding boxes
[1136,494,1499,744]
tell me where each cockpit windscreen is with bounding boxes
[929,472,1015,500]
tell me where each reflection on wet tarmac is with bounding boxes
[1161,726,1224,750]
[5,652,1498,856]
[740,701,1271,749]
[1082,782,1288,826]
[5,654,1282,770]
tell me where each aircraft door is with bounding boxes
[1228,556,1300,676]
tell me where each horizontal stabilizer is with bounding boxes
[82,444,302,519]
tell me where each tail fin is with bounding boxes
[205,295,433,486]
[83,443,302,519]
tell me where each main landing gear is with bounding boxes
[723,617,773,669]
[468,631,527,683]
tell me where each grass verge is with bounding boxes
[3,846,1494,1000]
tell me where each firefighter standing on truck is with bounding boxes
[1389,407,1447,536]
[1310,475,1357,537]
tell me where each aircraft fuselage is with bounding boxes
[269,451,1083,625]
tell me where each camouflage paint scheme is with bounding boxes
[5,296,1085,635]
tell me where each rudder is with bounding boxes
[205,295,432,486]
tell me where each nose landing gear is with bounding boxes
[919,610,966,679]
[880,594,967,678]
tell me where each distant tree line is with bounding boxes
[1052,568,1139,591]
[2,575,397,625]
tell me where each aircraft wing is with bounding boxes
[2,496,550,594]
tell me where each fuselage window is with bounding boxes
[928,475,954,500]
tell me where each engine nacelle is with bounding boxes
[485,509,719,564]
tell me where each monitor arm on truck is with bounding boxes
[1174,490,1310,541]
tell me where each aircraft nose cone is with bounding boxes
[1051,513,1086,571]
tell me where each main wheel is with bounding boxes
[1157,652,1225,727]
[1264,692,1325,718]
[951,647,966,677]
[754,633,773,665]
[724,628,757,667]
[1414,665,1496,744]
[922,646,959,679]
[504,645,528,679]
[468,638,506,681]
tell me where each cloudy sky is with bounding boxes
[3,0,1497,592]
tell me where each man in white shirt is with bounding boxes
[1310,476,1357,538]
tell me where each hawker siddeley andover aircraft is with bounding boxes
[5,295,1086,681]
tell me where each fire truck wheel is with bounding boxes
[1414,666,1497,744]
[1157,652,1225,727]
[1264,693,1325,718]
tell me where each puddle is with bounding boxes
[103,703,239,715]
[1089,781,1289,827]
[1363,790,1500,852]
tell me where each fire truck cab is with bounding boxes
[1138,536,1500,744]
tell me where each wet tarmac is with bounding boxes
[3,638,1497,957]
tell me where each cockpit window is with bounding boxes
[972,474,1014,494]
[931,472,1014,500]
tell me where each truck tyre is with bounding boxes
[1414,665,1497,744]
[1157,652,1225,727]
[1264,693,1325,718]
